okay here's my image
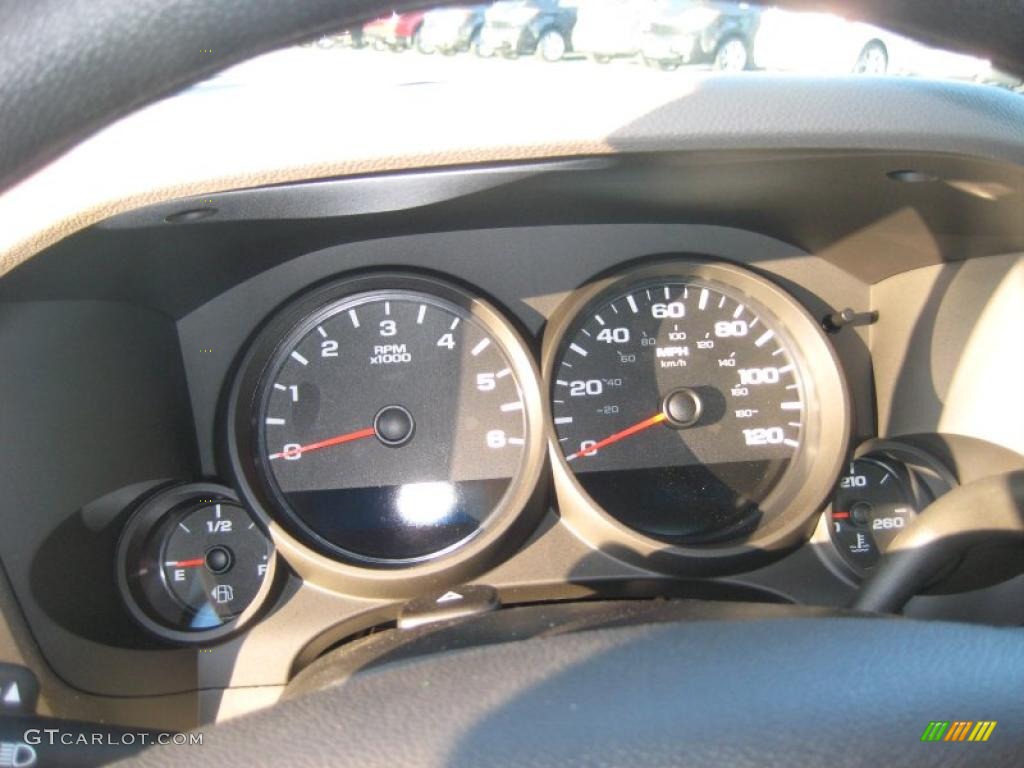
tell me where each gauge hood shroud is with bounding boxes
[542,259,850,575]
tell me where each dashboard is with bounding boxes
[1,147,1023,731]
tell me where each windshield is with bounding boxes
[197,1,1021,96]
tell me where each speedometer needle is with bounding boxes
[565,412,667,462]
[268,426,376,460]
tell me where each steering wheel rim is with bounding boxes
[120,610,1024,766]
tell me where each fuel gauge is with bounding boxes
[117,483,276,644]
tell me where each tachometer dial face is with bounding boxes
[544,260,849,565]
[231,275,544,570]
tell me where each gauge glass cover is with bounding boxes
[253,288,530,564]
[550,276,812,545]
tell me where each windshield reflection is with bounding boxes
[191,2,1023,94]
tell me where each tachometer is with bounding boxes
[544,260,848,573]
[228,273,546,594]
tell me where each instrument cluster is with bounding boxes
[113,257,935,644]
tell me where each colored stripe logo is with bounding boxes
[921,721,997,742]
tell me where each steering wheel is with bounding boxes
[2,1,1023,765]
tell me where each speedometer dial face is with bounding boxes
[545,261,849,557]
[231,275,544,568]
[552,280,801,543]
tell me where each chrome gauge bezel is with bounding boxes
[225,272,548,599]
[542,259,851,575]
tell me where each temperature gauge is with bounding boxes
[828,457,921,574]
[117,483,276,644]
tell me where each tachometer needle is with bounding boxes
[565,412,667,462]
[268,426,376,460]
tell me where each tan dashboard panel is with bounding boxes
[0,69,672,277]
[4,72,1024,279]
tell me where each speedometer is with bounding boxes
[544,260,848,572]
[228,273,546,595]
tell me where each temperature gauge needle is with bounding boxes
[268,426,376,460]
[165,558,205,568]
[565,412,667,462]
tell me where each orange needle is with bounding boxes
[565,412,667,462]
[268,426,376,460]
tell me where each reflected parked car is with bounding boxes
[754,8,994,79]
[477,0,578,62]
[639,1,761,72]
[571,0,648,63]
[310,26,365,49]
[418,5,488,54]
[363,11,427,51]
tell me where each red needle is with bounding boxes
[166,558,205,568]
[268,426,376,460]
[565,412,667,462]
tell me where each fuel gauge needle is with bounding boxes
[164,558,205,568]
[565,412,667,462]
